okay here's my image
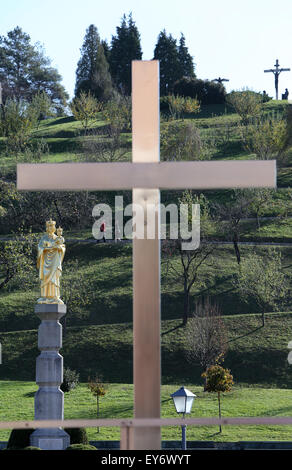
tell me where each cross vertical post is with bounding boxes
[132,61,161,450]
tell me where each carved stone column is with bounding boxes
[30,304,70,450]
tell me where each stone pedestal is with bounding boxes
[30,304,70,450]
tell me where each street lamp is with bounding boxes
[171,386,196,450]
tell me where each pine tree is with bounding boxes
[109,13,142,95]
[75,25,112,102]
[0,26,68,108]
[178,33,195,78]
[101,39,111,65]
[153,30,181,96]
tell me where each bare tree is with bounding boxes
[213,189,253,264]
[185,298,228,386]
[162,191,218,325]
[81,125,130,162]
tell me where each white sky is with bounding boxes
[1,0,291,99]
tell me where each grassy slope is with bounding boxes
[1,102,292,442]
[1,311,292,387]
[1,243,292,332]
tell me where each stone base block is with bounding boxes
[30,427,70,450]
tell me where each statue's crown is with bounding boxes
[46,218,56,227]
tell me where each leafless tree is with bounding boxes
[213,189,253,264]
[185,298,228,387]
[162,191,220,325]
[81,125,130,162]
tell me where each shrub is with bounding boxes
[102,94,131,133]
[64,427,88,445]
[161,95,200,120]
[226,90,262,124]
[173,77,226,104]
[160,121,211,161]
[7,429,32,449]
[239,116,288,163]
[0,98,37,153]
[66,444,97,450]
[23,446,41,450]
[61,367,80,392]
[69,91,102,134]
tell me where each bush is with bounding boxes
[69,91,102,134]
[160,95,200,120]
[160,121,211,161]
[23,446,41,450]
[7,427,88,449]
[0,98,37,153]
[173,77,226,104]
[7,429,32,449]
[66,444,97,451]
[226,90,262,124]
[64,428,88,445]
[61,367,80,392]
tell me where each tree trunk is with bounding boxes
[97,396,100,433]
[183,283,189,325]
[233,234,241,264]
[203,372,208,391]
[262,310,265,327]
[218,391,222,433]
[53,199,63,225]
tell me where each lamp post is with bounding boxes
[171,386,196,450]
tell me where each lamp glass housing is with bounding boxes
[171,387,196,415]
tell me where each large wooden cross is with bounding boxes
[17,61,276,450]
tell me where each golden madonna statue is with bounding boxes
[37,219,65,304]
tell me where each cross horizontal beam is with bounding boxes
[17,160,276,191]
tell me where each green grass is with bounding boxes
[1,381,292,443]
[1,311,292,387]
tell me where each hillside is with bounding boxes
[0,100,292,390]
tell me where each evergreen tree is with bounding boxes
[75,25,112,102]
[153,30,181,96]
[110,13,142,95]
[0,26,68,109]
[101,39,111,65]
[178,33,195,78]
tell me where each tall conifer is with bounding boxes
[178,33,195,78]
[153,30,181,96]
[75,24,112,101]
[109,13,142,95]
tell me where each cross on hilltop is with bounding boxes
[264,59,290,100]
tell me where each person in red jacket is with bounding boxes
[99,222,106,243]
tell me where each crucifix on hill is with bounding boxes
[213,77,229,85]
[17,61,276,450]
[264,59,290,100]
